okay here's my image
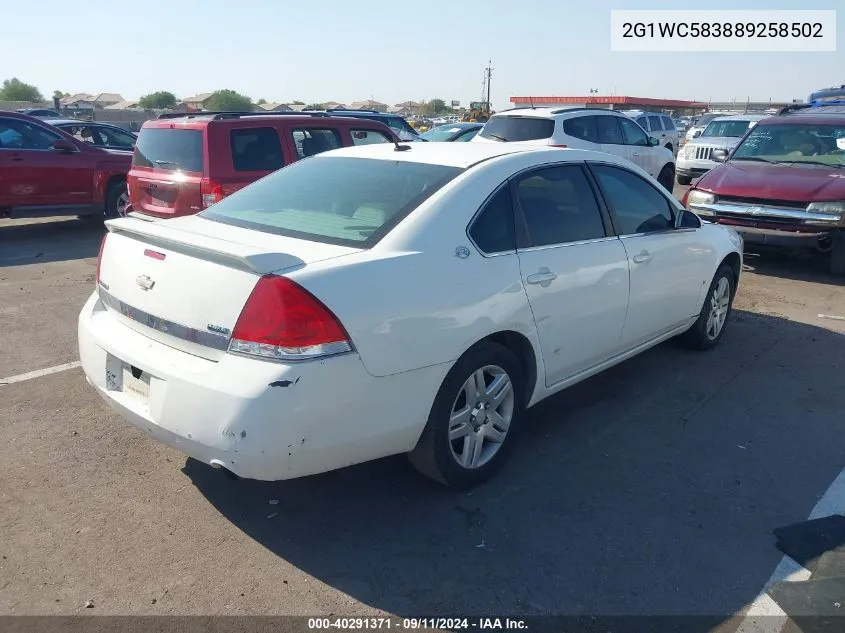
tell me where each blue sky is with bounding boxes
[2,0,841,108]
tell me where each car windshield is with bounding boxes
[701,120,754,138]
[420,126,466,141]
[382,117,419,141]
[200,156,464,247]
[478,116,555,142]
[696,114,719,127]
[731,122,845,166]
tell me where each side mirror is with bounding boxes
[693,130,702,138]
[711,149,729,163]
[50,139,76,153]
[678,209,702,229]
[648,136,660,147]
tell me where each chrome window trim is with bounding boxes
[98,284,230,351]
[516,235,619,254]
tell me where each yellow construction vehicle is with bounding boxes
[461,102,492,123]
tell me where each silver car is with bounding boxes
[676,114,768,185]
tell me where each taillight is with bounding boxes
[549,144,568,148]
[95,234,108,285]
[229,275,352,361]
[681,190,691,207]
[200,177,224,209]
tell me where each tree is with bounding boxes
[304,103,325,110]
[138,91,177,109]
[420,98,448,116]
[257,98,267,105]
[205,89,253,111]
[52,90,64,100]
[0,78,44,102]
[291,100,305,105]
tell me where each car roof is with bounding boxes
[492,106,624,119]
[311,140,619,169]
[710,114,769,122]
[141,112,394,128]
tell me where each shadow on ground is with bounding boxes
[0,218,104,267]
[183,311,845,621]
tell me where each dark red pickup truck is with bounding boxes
[0,111,131,219]
[683,102,845,275]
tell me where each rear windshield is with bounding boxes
[132,128,204,172]
[478,116,555,142]
[200,156,464,247]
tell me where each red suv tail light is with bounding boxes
[200,177,224,209]
[229,275,353,361]
[96,234,108,285]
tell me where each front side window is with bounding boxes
[515,165,606,247]
[0,118,61,150]
[478,116,555,142]
[731,122,845,166]
[230,127,284,171]
[291,127,342,159]
[618,117,649,146]
[469,186,515,253]
[200,156,464,247]
[636,117,649,131]
[591,164,674,234]
[661,115,676,130]
[97,126,137,148]
[648,115,664,131]
[455,128,480,142]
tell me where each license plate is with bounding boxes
[121,364,150,403]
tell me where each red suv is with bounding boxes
[0,111,131,219]
[683,102,845,275]
[126,111,401,219]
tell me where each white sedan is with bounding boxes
[78,142,744,488]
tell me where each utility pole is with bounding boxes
[485,60,493,111]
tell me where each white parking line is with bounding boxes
[0,361,82,385]
[735,466,845,633]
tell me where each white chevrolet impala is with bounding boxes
[78,142,743,488]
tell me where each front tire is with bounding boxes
[830,229,845,276]
[677,175,692,186]
[681,264,735,350]
[408,342,525,488]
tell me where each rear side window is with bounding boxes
[469,186,515,253]
[291,128,342,159]
[636,117,649,130]
[661,115,675,130]
[596,116,624,144]
[133,128,204,172]
[230,127,284,171]
[200,156,464,248]
[562,116,597,143]
[648,115,663,131]
[479,116,555,142]
[516,165,606,247]
[350,129,392,145]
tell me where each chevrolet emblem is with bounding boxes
[136,274,155,291]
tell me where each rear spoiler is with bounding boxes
[104,217,306,275]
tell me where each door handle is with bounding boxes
[526,269,557,285]
[10,154,23,162]
[632,251,652,264]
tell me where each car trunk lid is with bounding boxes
[97,215,360,361]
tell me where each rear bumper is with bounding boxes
[78,292,443,481]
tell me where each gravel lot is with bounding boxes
[2,185,845,625]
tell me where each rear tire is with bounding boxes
[681,264,735,351]
[677,175,692,186]
[408,342,525,489]
[830,229,845,276]
[657,164,675,192]
[105,181,129,218]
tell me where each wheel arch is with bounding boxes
[465,330,540,406]
[718,251,742,297]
